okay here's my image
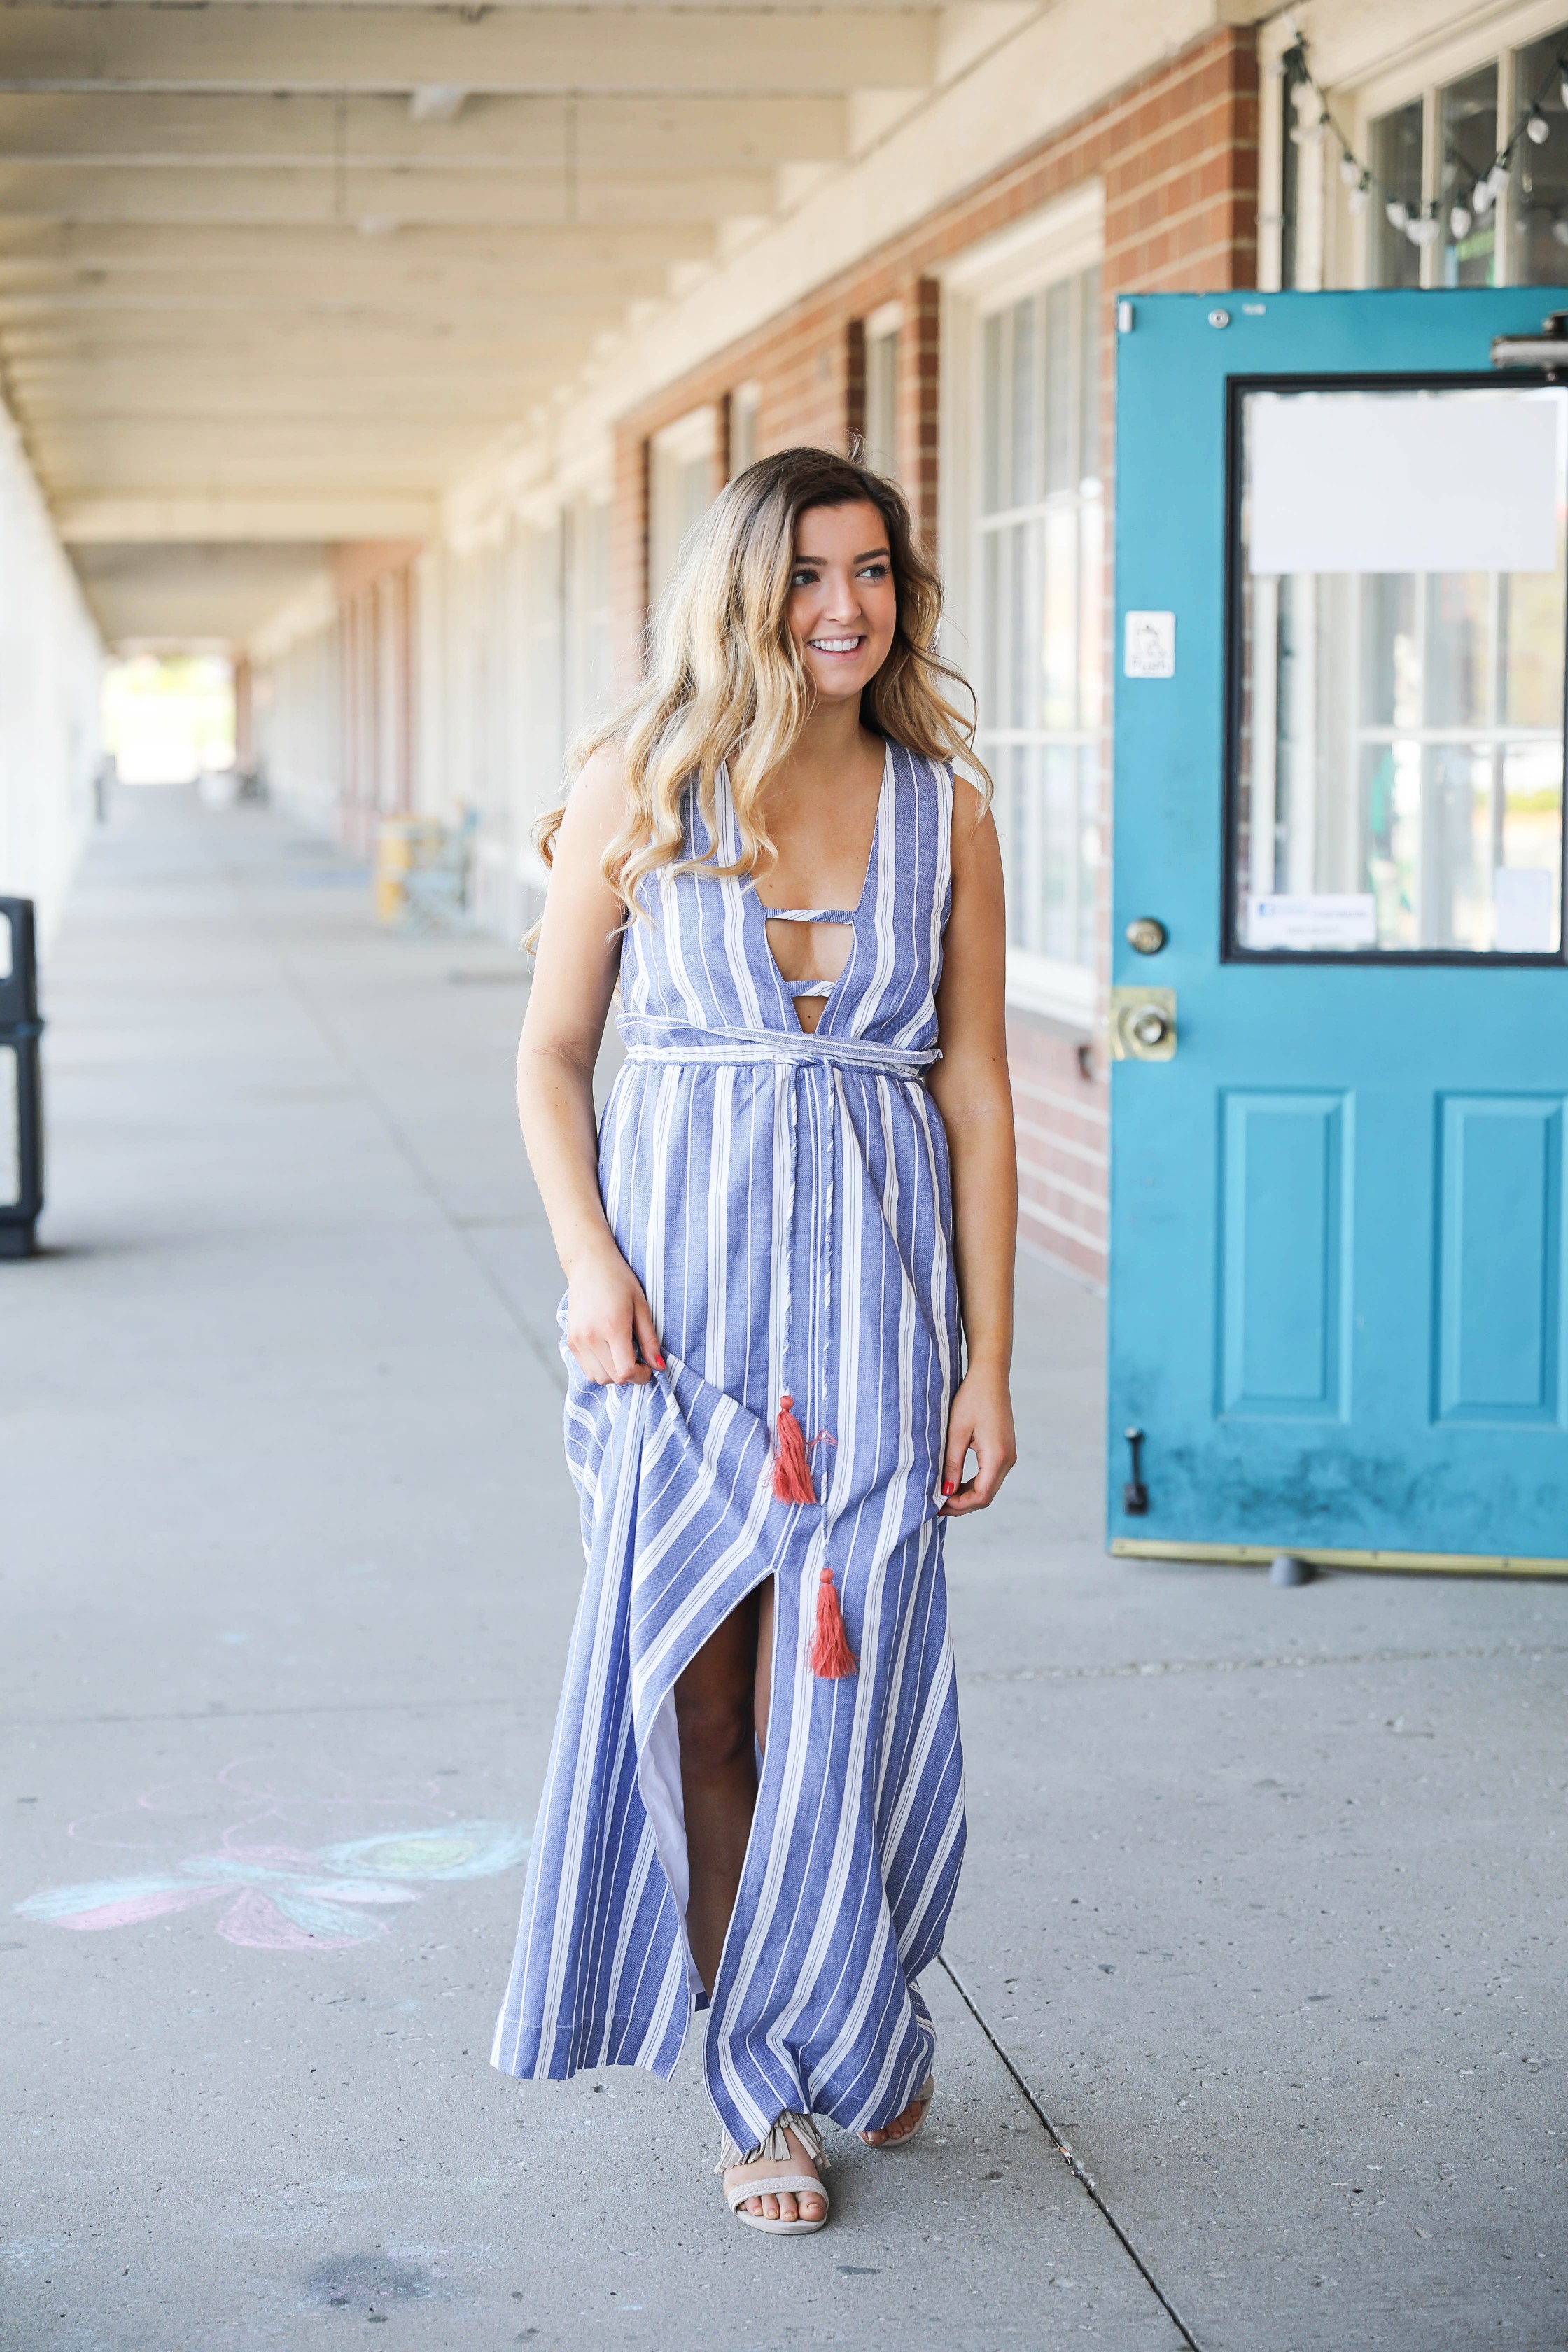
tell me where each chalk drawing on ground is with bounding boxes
[14,1761,529,1951]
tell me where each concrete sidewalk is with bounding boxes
[4,788,1564,2352]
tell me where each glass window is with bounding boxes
[975,263,1102,981]
[1439,64,1499,286]
[864,327,899,479]
[728,383,760,479]
[1371,102,1423,288]
[649,412,718,608]
[1231,386,1567,958]
[563,496,612,744]
[1511,24,1568,284]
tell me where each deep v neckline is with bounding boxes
[743,743,892,1032]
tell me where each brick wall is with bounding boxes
[610,24,1260,1284]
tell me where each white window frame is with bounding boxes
[728,382,762,479]
[938,182,1105,1027]
[1301,0,1568,290]
[863,299,902,480]
[650,407,718,608]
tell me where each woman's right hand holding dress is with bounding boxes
[564,1236,664,1385]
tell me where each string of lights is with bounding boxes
[1283,30,1568,249]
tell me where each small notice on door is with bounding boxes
[1494,867,1555,953]
[1248,893,1377,951]
[1124,611,1175,678]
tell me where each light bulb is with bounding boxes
[1489,162,1510,194]
[1529,111,1551,145]
[1450,203,1473,239]
[1408,214,1441,246]
[1561,74,1568,113]
[1339,153,1360,187]
[1385,198,1410,230]
[1553,215,1568,247]
[1474,178,1494,214]
[1348,180,1370,216]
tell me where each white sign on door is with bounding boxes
[1124,610,1175,678]
[1248,893,1378,951]
[1494,867,1556,953]
[1248,390,1560,577]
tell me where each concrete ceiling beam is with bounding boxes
[57,493,441,542]
[48,445,481,486]
[8,380,575,419]
[0,218,716,267]
[0,8,939,96]
[70,540,337,654]
[0,162,780,223]
[0,288,631,323]
[0,266,671,307]
[36,425,517,465]
[5,313,597,351]
[0,91,851,169]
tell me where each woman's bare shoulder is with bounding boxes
[557,739,631,848]
[949,771,997,859]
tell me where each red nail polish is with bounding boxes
[941,1480,954,1496]
[652,1352,666,1368]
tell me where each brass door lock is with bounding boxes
[1110,985,1177,1061]
[1125,916,1167,955]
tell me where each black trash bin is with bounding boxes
[0,897,43,1259]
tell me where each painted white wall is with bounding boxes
[0,400,102,943]
[250,573,340,835]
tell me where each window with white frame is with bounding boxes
[727,382,761,480]
[862,302,901,479]
[941,188,1105,1025]
[1294,13,1568,290]
[563,493,612,745]
[649,408,718,610]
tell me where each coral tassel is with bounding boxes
[772,1393,816,1504]
[809,1564,857,1679]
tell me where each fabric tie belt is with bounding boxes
[617,1014,937,1079]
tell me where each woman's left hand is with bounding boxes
[939,1362,1016,1515]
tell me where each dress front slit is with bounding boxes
[491,740,965,2152]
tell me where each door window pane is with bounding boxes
[1232,386,1567,956]
[1511,24,1568,283]
[1371,102,1423,288]
[1439,65,1499,286]
[975,262,1102,989]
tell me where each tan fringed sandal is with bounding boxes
[860,2073,934,2150]
[718,2111,830,2235]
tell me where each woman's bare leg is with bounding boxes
[673,1586,760,1998]
[677,1576,822,2224]
[754,1574,775,1754]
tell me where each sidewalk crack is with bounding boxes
[938,1952,1204,2351]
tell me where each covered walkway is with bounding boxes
[6,785,1564,2350]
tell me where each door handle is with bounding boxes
[1123,1427,1149,1514]
[1110,985,1177,1061]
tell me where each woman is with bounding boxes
[491,446,1017,2235]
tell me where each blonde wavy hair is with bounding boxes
[533,445,988,927]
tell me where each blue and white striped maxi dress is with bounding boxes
[492,739,965,2153]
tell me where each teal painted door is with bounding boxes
[1108,290,1568,1567]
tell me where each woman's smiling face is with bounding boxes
[785,499,897,708]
